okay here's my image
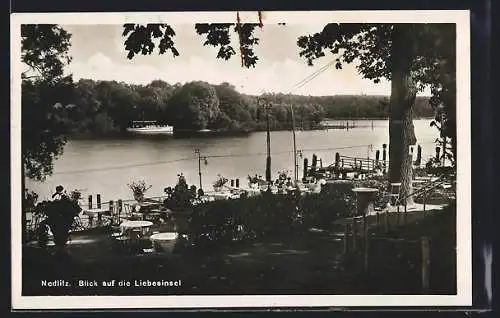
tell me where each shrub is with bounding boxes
[186,182,359,248]
[128,180,152,201]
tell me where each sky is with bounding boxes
[61,24,431,96]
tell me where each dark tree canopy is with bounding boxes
[21,24,72,81]
[21,24,75,181]
[123,22,262,68]
[166,81,220,130]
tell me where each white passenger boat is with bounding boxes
[126,121,174,135]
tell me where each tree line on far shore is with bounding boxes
[26,78,434,136]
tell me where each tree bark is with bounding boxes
[389,24,418,205]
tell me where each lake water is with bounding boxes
[27,119,440,201]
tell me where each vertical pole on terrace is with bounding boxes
[195,149,203,191]
[303,158,308,179]
[343,224,349,255]
[421,236,430,293]
[97,194,101,209]
[108,200,114,225]
[382,144,387,174]
[375,150,380,167]
[404,201,407,225]
[396,205,400,226]
[364,217,369,275]
[117,199,123,223]
[88,195,92,209]
[352,218,357,252]
[442,138,447,166]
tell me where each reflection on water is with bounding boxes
[27,119,439,201]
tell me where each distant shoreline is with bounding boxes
[67,118,434,140]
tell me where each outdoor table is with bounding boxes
[150,232,179,254]
[352,187,379,216]
[120,220,153,236]
[83,208,109,226]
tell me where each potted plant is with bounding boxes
[213,174,228,192]
[36,196,82,252]
[128,180,152,202]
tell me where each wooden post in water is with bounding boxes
[376,212,380,234]
[421,236,430,293]
[416,145,422,167]
[231,179,235,187]
[236,179,240,188]
[97,194,101,209]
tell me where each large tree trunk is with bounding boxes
[389,24,418,205]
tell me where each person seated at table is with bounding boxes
[52,185,69,201]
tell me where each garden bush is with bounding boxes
[186,182,360,247]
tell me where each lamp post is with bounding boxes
[194,149,208,191]
[258,97,273,183]
[289,94,298,183]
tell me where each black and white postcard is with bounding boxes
[11,10,472,309]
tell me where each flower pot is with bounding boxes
[150,232,179,254]
[134,193,145,202]
[213,186,222,192]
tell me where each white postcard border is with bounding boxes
[11,10,472,309]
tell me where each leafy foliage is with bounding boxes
[123,24,179,60]
[163,174,197,212]
[21,24,72,81]
[21,24,75,181]
[35,197,82,247]
[22,77,75,180]
[165,81,220,130]
[186,182,359,247]
[128,180,152,200]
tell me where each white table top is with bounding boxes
[352,187,379,193]
[150,232,178,241]
[84,208,108,214]
[120,220,153,229]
